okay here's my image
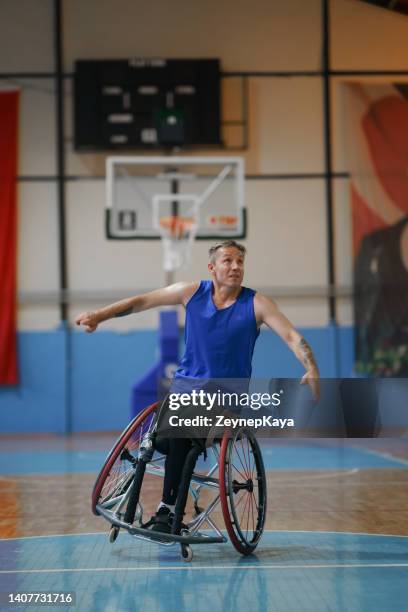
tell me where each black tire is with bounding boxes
[219,428,267,555]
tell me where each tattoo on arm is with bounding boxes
[298,338,318,371]
[114,307,133,318]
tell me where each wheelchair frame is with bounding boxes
[92,402,267,562]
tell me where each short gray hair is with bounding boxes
[208,240,246,263]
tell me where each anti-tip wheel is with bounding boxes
[181,545,193,562]
[109,526,119,543]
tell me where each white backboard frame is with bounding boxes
[105,156,246,240]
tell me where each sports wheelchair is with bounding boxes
[92,402,267,562]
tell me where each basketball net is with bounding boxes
[158,216,198,273]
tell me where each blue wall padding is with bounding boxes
[0,326,355,433]
[160,310,179,362]
[70,330,157,431]
[252,325,344,378]
[131,361,160,419]
[338,325,356,377]
[0,330,67,433]
[131,310,180,418]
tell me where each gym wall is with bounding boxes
[1,0,408,431]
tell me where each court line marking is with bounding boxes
[266,468,406,486]
[270,468,360,483]
[349,444,408,467]
[1,563,408,575]
[265,529,408,538]
[272,481,408,488]
[1,529,408,542]
[0,531,105,542]
[1,468,360,483]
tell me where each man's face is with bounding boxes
[208,247,245,287]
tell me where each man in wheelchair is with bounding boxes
[77,240,319,536]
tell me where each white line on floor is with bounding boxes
[351,445,408,467]
[0,563,408,575]
[1,529,408,542]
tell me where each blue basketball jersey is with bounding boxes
[174,280,260,380]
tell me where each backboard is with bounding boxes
[105,156,246,240]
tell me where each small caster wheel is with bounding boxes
[181,545,193,562]
[109,526,119,543]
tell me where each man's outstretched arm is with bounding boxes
[254,293,320,401]
[75,282,199,333]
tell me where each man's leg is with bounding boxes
[150,394,199,531]
[161,438,192,506]
[146,437,192,533]
[154,395,194,507]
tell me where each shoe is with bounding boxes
[144,506,189,534]
[149,506,174,534]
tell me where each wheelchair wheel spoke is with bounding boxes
[250,490,255,535]
[245,437,255,482]
[244,436,252,477]
[239,491,250,530]
[251,489,259,513]
[233,490,246,510]
[233,439,250,478]
[245,496,250,540]
[239,437,251,476]
[230,461,247,482]
[93,403,160,516]
[244,437,255,484]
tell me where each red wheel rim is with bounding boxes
[91,402,159,514]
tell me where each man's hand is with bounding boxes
[75,282,199,335]
[75,311,100,333]
[300,369,320,403]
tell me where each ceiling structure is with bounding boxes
[357,0,408,16]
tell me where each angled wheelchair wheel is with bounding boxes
[219,428,267,555]
[92,402,159,516]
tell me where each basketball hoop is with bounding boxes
[106,156,246,283]
[160,215,196,239]
[158,215,198,273]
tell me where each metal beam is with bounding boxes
[322,0,337,324]
[54,0,68,322]
[54,0,71,435]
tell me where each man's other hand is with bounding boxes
[300,369,320,403]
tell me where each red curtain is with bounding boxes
[0,90,19,385]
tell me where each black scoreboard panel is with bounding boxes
[74,58,221,150]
